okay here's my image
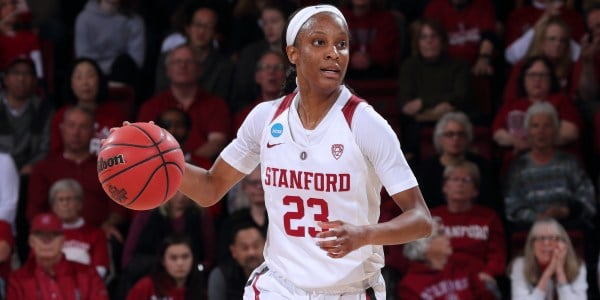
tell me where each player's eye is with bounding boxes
[312,39,326,46]
[337,40,348,49]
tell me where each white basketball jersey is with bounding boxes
[259,92,385,290]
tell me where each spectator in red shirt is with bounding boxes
[137,44,231,170]
[154,4,234,100]
[340,0,402,78]
[7,213,109,300]
[49,57,126,156]
[397,219,497,299]
[492,55,582,172]
[233,50,287,132]
[0,0,43,77]
[432,160,506,295]
[423,0,498,76]
[126,235,205,300]
[49,178,110,280]
[28,106,128,241]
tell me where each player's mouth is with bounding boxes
[320,66,341,78]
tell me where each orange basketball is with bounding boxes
[97,122,185,210]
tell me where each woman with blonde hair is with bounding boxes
[509,218,587,299]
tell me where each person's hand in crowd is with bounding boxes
[472,57,494,76]
[539,206,570,220]
[512,133,530,152]
[402,98,423,116]
[478,272,496,285]
[101,221,123,243]
[19,164,33,175]
[431,102,454,117]
[350,51,371,70]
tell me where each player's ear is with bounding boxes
[286,45,298,65]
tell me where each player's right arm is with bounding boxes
[180,158,245,207]
[180,100,276,207]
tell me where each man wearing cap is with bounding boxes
[6,213,109,300]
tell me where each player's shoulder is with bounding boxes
[246,95,293,122]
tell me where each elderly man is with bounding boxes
[7,213,108,300]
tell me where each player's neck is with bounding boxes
[297,91,339,130]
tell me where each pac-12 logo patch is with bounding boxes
[331,144,344,160]
[271,123,283,137]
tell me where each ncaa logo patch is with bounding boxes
[331,144,344,160]
[271,123,283,137]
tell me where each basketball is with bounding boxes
[97,122,186,210]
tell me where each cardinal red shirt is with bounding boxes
[137,88,231,169]
[0,221,14,281]
[7,256,109,300]
[397,258,494,300]
[492,94,582,134]
[63,220,110,277]
[431,205,506,277]
[424,0,496,64]
[0,31,40,71]
[126,276,185,300]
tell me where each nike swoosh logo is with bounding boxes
[267,142,283,148]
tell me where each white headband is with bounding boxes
[285,5,346,46]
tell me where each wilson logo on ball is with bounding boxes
[97,154,126,172]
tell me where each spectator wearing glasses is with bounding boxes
[229,2,295,112]
[432,161,506,297]
[154,4,233,100]
[138,44,231,170]
[508,218,587,299]
[233,50,286,131]
[416,112,494,209]
[503,16,579,105]
[492,56,582,174]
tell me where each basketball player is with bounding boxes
[179,4,432,299]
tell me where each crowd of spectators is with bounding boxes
[1,0,600,298]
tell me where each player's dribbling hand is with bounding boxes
[316,220,365,259]
[102,121,156,146]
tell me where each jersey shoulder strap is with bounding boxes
[341,95,364,129]
[270,92,297,122]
